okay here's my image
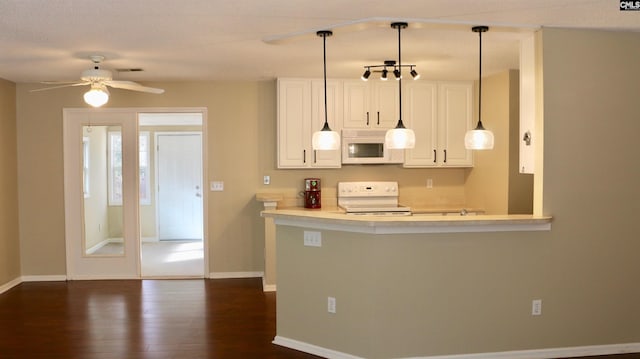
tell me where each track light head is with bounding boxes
[410,68,420,80]
[381,68,388,80]
[361,68,371,81]
[393,68,401,80]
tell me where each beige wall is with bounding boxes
[0,78,20,285]
[275,28,640,356]
[16,79,492,276]
[465,69,533,214]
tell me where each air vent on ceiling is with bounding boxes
[116,68,144,72]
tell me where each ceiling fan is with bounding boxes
[31,55,164,107]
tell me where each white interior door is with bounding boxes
[157,133,203,240]
[63,109,140,279]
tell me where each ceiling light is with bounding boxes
[465,25,495,150]
[361,68,371,81]
[312,30,340,151]
[380,68,388,81]
[385,22,415,150]
[410,67,420,80]
[83,84,109,107]
[361,60,418,82]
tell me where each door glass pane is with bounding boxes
[83,125,124,256]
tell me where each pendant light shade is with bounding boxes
[385,22,415,150]
[312,30,340,151]
[465,25,494,150]
[84,83,109,107]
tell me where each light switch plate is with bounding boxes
[303,231,322,247]
[210,181,224,191]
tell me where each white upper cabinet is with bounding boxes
[343,80,398,129]
[277,78,341,169]
[404,81,474,167]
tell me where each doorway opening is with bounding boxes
[139,113,205,278]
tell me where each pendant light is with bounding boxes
[312,30,340,151]
[385,22,415,150]
[464,26,495,150]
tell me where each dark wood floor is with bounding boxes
[0,278,638,359]
[0,278,320,359]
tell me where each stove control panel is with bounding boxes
[338,181,399,198]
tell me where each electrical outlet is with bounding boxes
[532,299,542,316]
[303,231,322,247]
[427,178,433,189]
[327,297,336,313]
[263,175,270,185]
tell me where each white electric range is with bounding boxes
[337,181,412,216]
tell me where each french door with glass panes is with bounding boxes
[63,109,140,279]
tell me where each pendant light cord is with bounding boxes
[478,29,483,129]
[323,32,328,128]
[316,30,332,131]
[392,22,407,129]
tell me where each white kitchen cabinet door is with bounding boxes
[342,80,398,129]
[403,82,438,166]
[437,81,473,167]
[372,81,400,128]
[403,81,473,168]
[277,79,312,168]
[342,80,371,128]
[277,78,342,169]
[311,79,342,167]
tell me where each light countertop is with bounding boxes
[261,207,552,234]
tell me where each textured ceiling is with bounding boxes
[1,0,638,84]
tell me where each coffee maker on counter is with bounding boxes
[303,178,321,209]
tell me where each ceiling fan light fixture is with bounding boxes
[84,84,109,107]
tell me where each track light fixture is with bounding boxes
[361,60,419,82]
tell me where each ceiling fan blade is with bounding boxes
[105,80,165,94]
[40,81,85,85]
[30,82,90,92]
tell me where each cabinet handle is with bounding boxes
[433,150,437,163]
[303,150,306,164]
[366,112,369,126]
[444,149,447,163]
[377,111,380,125]
[313,150,317,163]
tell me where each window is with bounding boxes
[108,131,151,206]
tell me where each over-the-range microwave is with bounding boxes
[341,128,404,164]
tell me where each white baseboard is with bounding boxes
[262,277,276,292]
[0,277,23,295]
[22,275,67,282]
[273,336,364,359]
[273,336,640,359]
[208,271,263,279]
[1,275,68,295]
[67,275,139,280]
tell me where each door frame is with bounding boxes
[63,107,210,279]
[154,131,203,242]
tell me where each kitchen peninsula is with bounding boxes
[262,208,551,358]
